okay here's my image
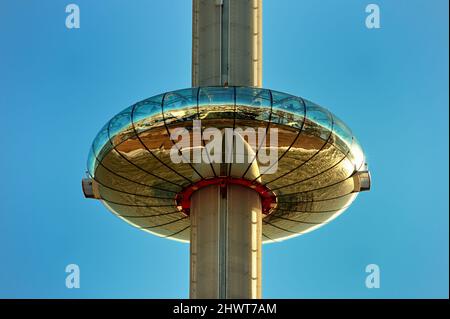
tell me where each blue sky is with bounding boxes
[0,0,448,298]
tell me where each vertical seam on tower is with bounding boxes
[221,0,230,86]
[218,185,228,298]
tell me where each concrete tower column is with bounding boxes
[189,0,264,299]
[190,184,262,299]
[189,133,263,298]
[192,0,262,87]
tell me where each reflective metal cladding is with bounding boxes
[84,86,371,243]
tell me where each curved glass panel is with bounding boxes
[108,105,134,147]
[87,145,97,177]
[132,95,164,134]
[163,88,198,125]
[198,87,235,123]
[271,95,305,128]
[331,115,353,157]
[350,137,365,171]
[332,115,353,145]
[271,90,292,103]
[199,86,235,107]
[303,100,333,141]
[236,87,271,107]
[235,87,271,122]
[92,121,111,161]
[304,103,333,131]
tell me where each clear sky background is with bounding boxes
[0,0,448,298]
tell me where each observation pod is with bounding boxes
[84,86,370,242]
[83,0,371,299]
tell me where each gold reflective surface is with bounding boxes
[87,87,369,243]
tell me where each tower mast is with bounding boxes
[190,0,263,299]
[192,0,262,87]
